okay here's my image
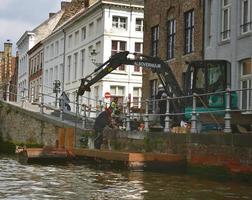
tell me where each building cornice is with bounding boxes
[43,0,143,43]
[16,31,35,47]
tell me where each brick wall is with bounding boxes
[143,0,204,100]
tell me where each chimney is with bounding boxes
[84,0,96,8]
[49,13,56,18]
[61,1,71,10]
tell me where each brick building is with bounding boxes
[27,42,43,102]
[0,42,17,100]
[143,0,204,111]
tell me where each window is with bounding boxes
[67,56,71,82]
[167,19,176,59]
[68,35,72,49]
[134,42,143,72]
[40,52,43,68]
[54,65,58,80]
[151,25,159,57]
[74,31,79,45]
[150,79,158,113]
[45,70,48,87]
[221,0,231,41]
[184,10,194,54]
[111,40,126,71]
[50,43,54,57]
[112,16,127,30]
[133,87,142,108]
[81,49,85,77]
[60,64,63,84]
[96,17,102,33]
[135,18,144,32]
[110,85,125,104]
[60,38,64,54]
[240,58,252,112]
[49,68,53,87]
[241,0,251,34]
[81,27,86,41]
[89,22,94,36]
[74,53,78,80]
[55,41,59,56]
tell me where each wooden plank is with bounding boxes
[58,128,65,148]
[66,128,74,151]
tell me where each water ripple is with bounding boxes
[1,155,252,200]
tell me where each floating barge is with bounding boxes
[16,146,186,171]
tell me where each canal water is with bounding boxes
[1,155,252,200]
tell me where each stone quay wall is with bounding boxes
[0,101,77,147]
[1,101,252,178]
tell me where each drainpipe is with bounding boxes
[62,29,66,92]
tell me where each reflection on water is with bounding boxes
[0,155,252,200]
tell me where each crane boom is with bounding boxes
[78,51,184,100]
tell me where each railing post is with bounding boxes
[224,88,232,133]
[82,104,86,128]
[40,93,44,114]
[190,93,198,133]
[144,99,149,132]
[60,107,63,120]
[38,84,42,103]
[164,97,171,133]
[126,101,131,131]
[6,83,10,102]
[76,94,79,116]
[31,87,34,103]
[21,89,25,108]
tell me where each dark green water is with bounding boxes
[1,155,252,200]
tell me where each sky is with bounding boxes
[0,0,69,55]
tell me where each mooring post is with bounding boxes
[164,97,171,133]
[224,88,232,133]
[144,99,149,132]
[190,93,197,133]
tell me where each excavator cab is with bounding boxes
[185,60,235,108]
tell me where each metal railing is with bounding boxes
[1,82,251,133]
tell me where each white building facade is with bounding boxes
[204,0,252,112]
[43,0,144,111]
[16,11,64,102]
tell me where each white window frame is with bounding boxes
[135,18,144,32]
[74,31,79,46]
[240,58,252,112]
[111,40,127,71]
[184,10,194,54]
[112,16,127,30]
[133,87,142,108]
[221,0,231,41]
[241,0,252,34]
[67,56,71,82]
[167,19,176,59]
[81,26,86,41]
[81,49,85,77]
[74,52,78,80]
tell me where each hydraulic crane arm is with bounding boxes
[77,51,184,106]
